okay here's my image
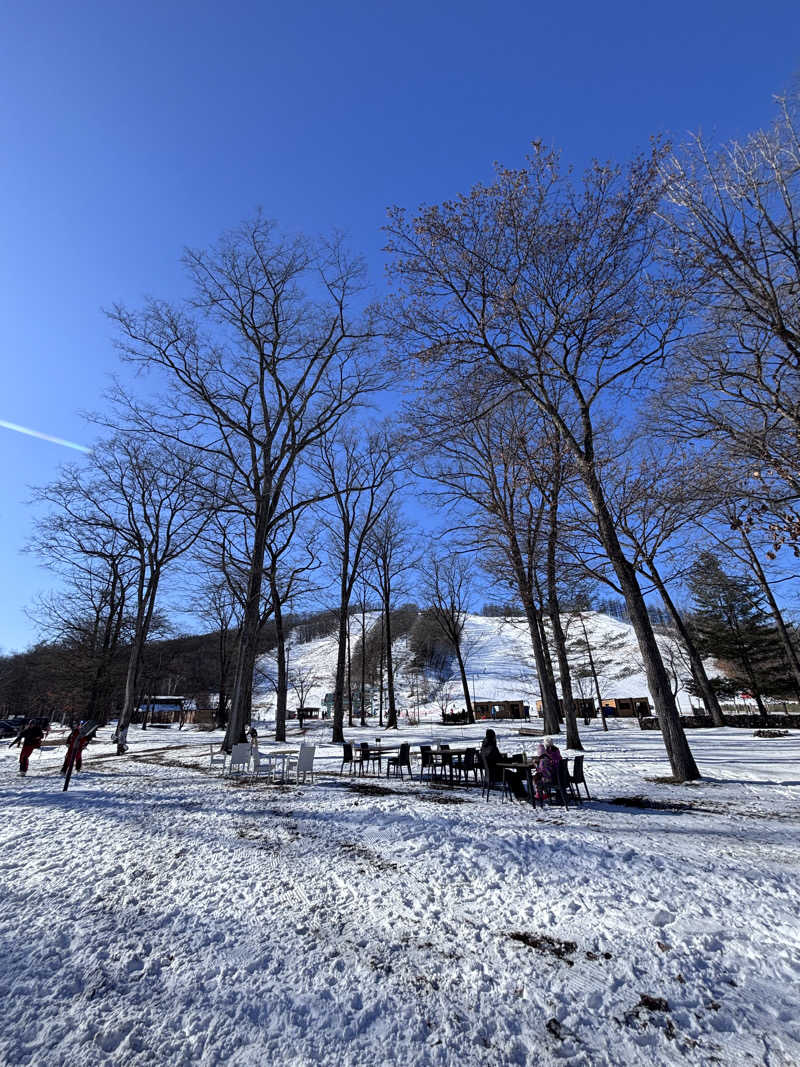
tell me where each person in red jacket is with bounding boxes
[12,720,45,775]
[60,723,91,774]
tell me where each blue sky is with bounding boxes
[1,1,799,651]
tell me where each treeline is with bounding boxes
[0,608,352,723]
[18,93,800,780]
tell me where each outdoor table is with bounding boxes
[496,760,540,803]
[256,748,295,782]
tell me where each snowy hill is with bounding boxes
[253,611,696,717]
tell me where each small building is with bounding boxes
[135,696,185,724]
[536,698,597,719]
[601,697,651,718]
[472,699,529,720]
[135,697,216,727]
[322,687,374,718]
[289,706,322,720]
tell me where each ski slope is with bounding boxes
[251,611,697,717]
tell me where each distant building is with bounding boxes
[134,696,214,726]
[472,699,529,720]
[601,697,650,718]
[536,698,597,719]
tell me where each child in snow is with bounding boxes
[533,743,550,800]
[13,720,45,775]
[544,737,563,775]
[61,724,93,774]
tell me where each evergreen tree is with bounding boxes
[687,553,795,717]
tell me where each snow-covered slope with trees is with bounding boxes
[251,612,697,716]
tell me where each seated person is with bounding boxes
[543,737,562,775]
[480,729,527,799]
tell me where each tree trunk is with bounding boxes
[546,620,580,749]
[588,472,700,781]
[359,602,367,727]
[545,495,582,749]
[384,601,398,729]
[506,538,560,732]
[118,577,159,735]
[331,603,349,744]
[225,499,270,752]
[579,614,607,731]
[347,619,353,729]
[378,611,384,728]
[273,583,288,743]
[454,642,475,723]
[647,563,725,726]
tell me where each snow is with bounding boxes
[251,611,700,719]
[2,720,799,1065]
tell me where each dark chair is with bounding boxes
[369,745,382,774]
[569,755,590,799]
[560,759,581,806]
[460,748,480,785]
[545,760,578,807]
[387,742,411,779]
[479,752,508,801]
[438,747,454,785]
[341,743,354,776]
[357,741,371,776]
[419,744,435,782]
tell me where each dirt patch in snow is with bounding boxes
[347,782,466,805]
[508,932,577,963]
[608,795,695,812]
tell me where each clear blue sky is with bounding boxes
[1,0,798,651]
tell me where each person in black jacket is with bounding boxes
[480,729,527,799]
[12,720,45,775]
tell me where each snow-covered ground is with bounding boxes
[2,721,798,1066]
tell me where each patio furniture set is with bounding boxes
[211,742,316,784]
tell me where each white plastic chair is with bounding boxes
[286,743,315,784]
[226,743,251,777]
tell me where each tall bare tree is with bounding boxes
[420,551,477,724]
[366,505,417,730]
[109,217,383,750]
[409,380,566,736]
[386,146,700,780]
[28,508,135,722]
[664,95,800,552]
[315,428,400,744]
[35,434,209,736]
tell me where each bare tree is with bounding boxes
[419,552,476,723]
[366,505,417,730]
[109,217,383,751]
[34,434,208,737]
[386,147,700,779]
[409,380,565,736]
[663,96,800,552]
[289,662,319,724]
[27,511,135,722]
[315,428,400,743]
